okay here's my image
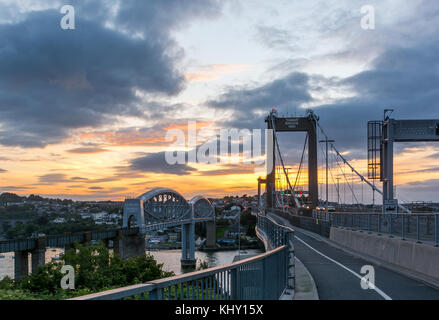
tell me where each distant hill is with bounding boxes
[0,193,59,203]
[0,192,25,203]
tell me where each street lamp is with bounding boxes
[319,138,335,221]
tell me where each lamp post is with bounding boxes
[319,138,335,221]
[336,177,341,210]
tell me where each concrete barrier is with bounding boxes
[330,227,439,281]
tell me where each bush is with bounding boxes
[8,241,174,299]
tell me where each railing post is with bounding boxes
[230,269,238,300]
[401,214,405,240]
[378,214,381,234]
[389,214,393,237]
[417,215,421,243]
[435,214,439,247]
[287,233,295,290]
[149,287,163,300]
[368,214,371,233]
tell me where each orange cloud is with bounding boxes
[79,121,214,147]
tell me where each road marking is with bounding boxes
[294,235,392,300]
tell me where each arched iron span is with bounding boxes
[123,188,214,230]
[139,188,191,224]
[190,195,215,219]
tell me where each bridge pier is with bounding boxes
[112,230,123,257]
[118,234,146,260]
[206,221,216,249]
[14,251,29,280]
[31,237,46,275]
[181,222,196,268]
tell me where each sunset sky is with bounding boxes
[0,0,439,203]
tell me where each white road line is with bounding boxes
[295,235,392,300]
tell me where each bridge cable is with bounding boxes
[270,117,302,208]
[307,111,411,213]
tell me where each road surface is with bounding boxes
[269,213,439,300]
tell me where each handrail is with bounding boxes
[70,246,287,300]
[71,214,295,301]
[331,212,439,246]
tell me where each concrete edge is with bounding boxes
[329,227,439,290]
[293,257,319,300]
[294,224,439,291]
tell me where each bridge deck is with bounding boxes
[268,213,439,300]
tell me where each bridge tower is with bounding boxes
[368,110,439,213]
[265,110,319,210]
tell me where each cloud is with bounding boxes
[255,26,299,51]
[67,147,110,154]
[0,168,6,173]
[0,186,31,192]
[124,152,197,175]
[210,72,312,112]
[115,0,223,39]
[71,177,89,181]
[0,1,224,148]
[38,173,70,184]
[88,186,104,190]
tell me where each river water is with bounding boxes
[0,248,263,280]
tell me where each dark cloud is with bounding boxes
[67,147,110,154]
[127,152,197,175]
[115,0,222,39]
[209,72,312,114]
[71,177,89,181]
[0,186,31,192]
[38,173,70,184]
[0,1,223,148]
[0,168,6,173]
[88,186,104,190]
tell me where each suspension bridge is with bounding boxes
[4,109,439,300]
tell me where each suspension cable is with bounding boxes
[270,116,302,208]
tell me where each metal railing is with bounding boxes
[331,213,439,246]
[257,214,294,249]
[72,215,295,300]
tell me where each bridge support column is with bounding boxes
[14,251,29,280]
[112,230,123,257]
[181,222,196,269]
[31,237,46,275]
[83,232,92,244]
[206,221,216,249]
[119,234,145,260]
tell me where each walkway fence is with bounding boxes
[331,213,439,246]
[72,215,295,300]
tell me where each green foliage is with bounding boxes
[1,242,174,300]
[216,226,227,239]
